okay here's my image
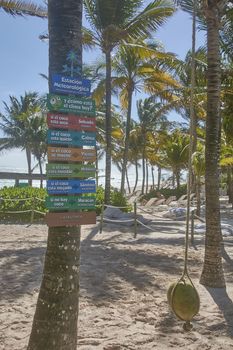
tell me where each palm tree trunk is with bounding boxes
[175,171,180,191]
[27,1,83,348]
[26,147,32,186]
[141,146,146,195]
[151,166,155,190]
[196,176,201,217]
[38,157,43,188]
[157,166,161,190]
[120,85,133,194]
[96,149,99,188]
[126,168,131,194]
[133,161,139,193]
[146,160,149,194]
[200,1,225,288]
[104,49,112,204]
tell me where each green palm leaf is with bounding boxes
[0,0,47,17]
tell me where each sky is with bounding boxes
[0,2,205,187]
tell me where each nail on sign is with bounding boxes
[45,211,96,227]
[46,163,96,178]
[47,130,96,147]
[47,180,96,195]
[47,94,95,115]
[51,74,91,97]
[47,113,96,131]
[46,195,96,210]
[47,147,96,162]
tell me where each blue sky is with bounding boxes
[0,3,205,184]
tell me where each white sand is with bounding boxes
[0,212,233,349]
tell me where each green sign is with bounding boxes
[47,94,96,115]
[46,163,96,178]
[46,195,96,210]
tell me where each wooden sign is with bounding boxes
[47,130,96,147]
[45,211,96,227]
[46,163,96,178]
[47,113,96,131]
[47,94,95,115]
[46,196,96,210]
[47,179,96,194]
[51,74,91,97]
[48,147,96,162]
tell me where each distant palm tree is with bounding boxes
[161,130,189,190]
[0,92,44,185]
[84,0,175,203]
[0,0,47,17]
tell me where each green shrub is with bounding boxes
[95,186,131,214]
[0,187,47,222]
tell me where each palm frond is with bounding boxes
[0,0,47,18]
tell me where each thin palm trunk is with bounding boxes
[104,49,112,204]
[27,1,83,348]
[151,166,155,190]
[141,144,146,194]
[175,170,180,190]
[126,168,131,194]
[200,2,225,287]
[196,176,201,217]
[146,160,149,194]
[38,157,43,188]
[26,147,32,186]
[120,85,133,194]
[157,166,161,190]
[133,160,139,193]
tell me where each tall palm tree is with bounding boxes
[84,0,175,203]
[136,97,169,194]
[199,0,228,288]
[0,92,43,185]
[0,0,47,17]
[110,41,180,193]
[27,1,83,349]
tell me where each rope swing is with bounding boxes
[167,0,200,331]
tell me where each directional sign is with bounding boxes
[47,180,96,195]
[47,130,96,147]
[47,94,95,116]
[45,211,96,227]
[47,113,96,131]
[46,163,96,178]
[46,195,96,210]
[48,147,96,163]
[51,74,91,97]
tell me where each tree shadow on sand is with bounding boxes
[206,286,233,337]
[80,225,195,303]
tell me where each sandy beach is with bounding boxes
[0,209,233,350]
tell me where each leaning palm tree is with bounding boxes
[0,92,43,185]
[0,0,46,17]
[84,0,175,203]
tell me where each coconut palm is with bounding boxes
[136,97,170,194]
[192,147,205,216]
[27,1,83,349]
[109,41,180,194]
[199,0,229,288]
[0,92,43,185]
[84,0,175,203]
[161,130,189,190]
[0,0,46,17]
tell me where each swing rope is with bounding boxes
[181,0,197,280]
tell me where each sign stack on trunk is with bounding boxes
[45,73,97,227]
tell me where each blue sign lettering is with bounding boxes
[47,130,96,147]
[51,74,91,97]
[47,180,96,194]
